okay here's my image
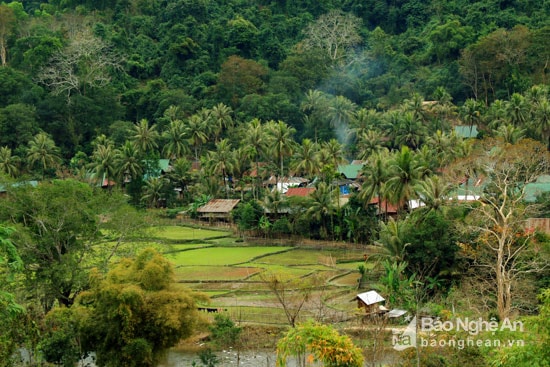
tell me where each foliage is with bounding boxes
[233,201,264,232]
[77,248,205,367]
[208,314,242,348]
[0,225,25,366]
[276,320,364,367]
[0,179,146,310]
[39,307,82,366]
[488,288,550,367]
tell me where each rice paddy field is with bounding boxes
[139,225,379,325]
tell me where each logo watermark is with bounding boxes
[392,315,525,351]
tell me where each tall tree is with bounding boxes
[320,139,346,171]
[359,150,389,215]
[185,113,208,162]
[203,139,235,198]
[0,4,15,67]
[141,177,168,208]
[168,157,192,201]
[26,132,61,179]
[243,118,266,199]
[115,141,143,183]
[267,120,296,183]
[0,146,19,178]
[90,142,116,188]
[77,248,203,367]
[209,103,233,142]
[162,119,189,159]
[301,10,362,67]
[306,182,338,239]
[290,138,320,179]
[36,31,121,103]
[386,146,423,213]
[0,180,143,310]
[459,138,550,320]
[131,118,159,156]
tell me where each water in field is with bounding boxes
[158,349,299,367]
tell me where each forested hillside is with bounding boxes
[0,0,548,160]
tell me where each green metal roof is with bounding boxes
[337,164,363,179]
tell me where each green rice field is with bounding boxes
[145,225,378,325]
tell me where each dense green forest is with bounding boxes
[0,0,548,161]
[0,0,549,366]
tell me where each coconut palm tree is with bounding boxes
[505,93,529,127]
[305,182,338,239]
[232,146,253,200]
[328,95,357,129]
[26,132,61,179]
[532,99,550,149]
[204,139,235,198]
[460,98,482,134]
[403,92,430,123]
[320,139,346,170]
[243,118,267,199]
[0,146,19,178]
[350,108,382,139]
[358,150,389,216]
[413,175,452,215]
[185,113,208,162]
[356,130,385,161]
[266,120,296,184]
[301,89,330,142]
[90,142,116,187]
[168,157,192,200]
[291,139,320,179]
[263,187,287,217]
[115,140,143,183]
[162,119,189,159]
[131,118,159,155]
[210,103,233,142]
[376,218,408,263]
[385,146,423,213]
[495,123,525,144]
[486,99,508,129]
[393,111,427,150]
[141,177,168,208]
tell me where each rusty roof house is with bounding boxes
[196,199,240,222]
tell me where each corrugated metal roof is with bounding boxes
[525,175,550,202]
[337,164,364,179]
[454,125,479,138]
[357,290,385,305]
[285,187,316,197]
[197,199,240,213]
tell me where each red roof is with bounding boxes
[369,197,399,214]
[285,187,316,197]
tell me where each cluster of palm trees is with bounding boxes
[1,85,548,213]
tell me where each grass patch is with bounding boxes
[330,271,361,287]
[150,226,231,240]
[174,265,263,281]
[258,248,367,266]
[166,246,291,266]
[335,261,375,270]
[162,243,213,253]
[245,263,315,279]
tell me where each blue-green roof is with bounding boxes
[0,180,39,192]
[525,175,550,202]
[454,125,479,138]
